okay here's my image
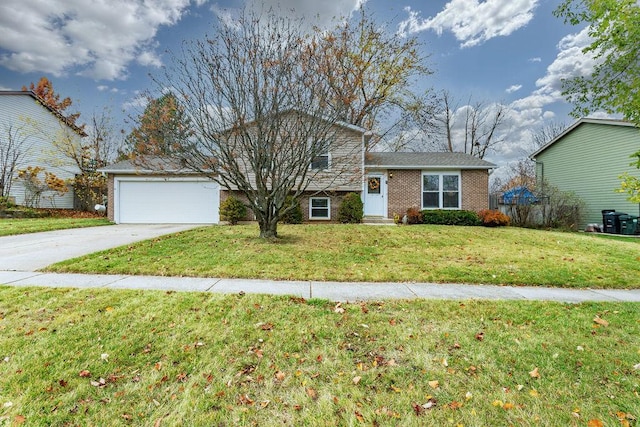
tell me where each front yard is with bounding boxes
[0,286,638,426]
[0,217,112,237]
[47,224,640,289]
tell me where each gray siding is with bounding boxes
[0,94,80,208]
[534,122,640,227]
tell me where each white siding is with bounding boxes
[0,93,81,208]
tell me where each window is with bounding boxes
[311,153,330,170]
[367,177,381,194]
[422,172,460,209]
[309,197,330,219]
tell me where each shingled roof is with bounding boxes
[365,152,496,169]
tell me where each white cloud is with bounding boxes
[399,0,539,47]
[211,0,362,32]
[506,84,522,94]
[0,0,201,80]
[511,26,595,112]
[528,57,542,63]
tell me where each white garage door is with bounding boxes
[116,179,220,224]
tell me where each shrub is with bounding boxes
[280,196,303,224]
[219,196,247,225]
[338,193,363,223]
[478,209,510,227]
[406,206,423,224]
[421,210,481,226]
[0,196,15,211]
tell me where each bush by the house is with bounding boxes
[280,196,303,224]
[478,209,510,227]
[219,196,247,225]
[406,206,423,224]
[421,209,481,226]
[338,192,363,223]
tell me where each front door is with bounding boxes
[364,173,386,217]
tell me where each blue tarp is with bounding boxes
[502,186,538,205]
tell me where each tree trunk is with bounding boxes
[258,217,278,239]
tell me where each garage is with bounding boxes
[115,177,220,224]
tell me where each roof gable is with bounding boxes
[0,91,86,136]
[530,117,637,159]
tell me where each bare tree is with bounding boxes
[159,9,362,239]
[531,121,568,151]
[0,124,31,198]
[405,91,508,158]
[314,7,432,150]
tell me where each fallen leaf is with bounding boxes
[412,398,437,415]
[14,415,26,424]
[355,411,364,422]
[333,303,345,314]
[503,402,515,410]
[90,378,107,388]
[352,376,362,385]
[475,332,484,341]
[238,394,254,405]
[529,367,540,379]
[593,317,609,327]
[306,387,318,400]
[100,353,109,361]
[274,371,286,382]
[633,363,640,370]
[529,389,539,397]
[465,391,472,400]
[79,370,91,378]
[428,380,439,389]
[260,322,274,331]
[587,419,603,427]
[448,401,462,410]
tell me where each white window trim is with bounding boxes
[309,197,331,220]
[421,171,461,210]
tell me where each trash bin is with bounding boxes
[602,210,626,234]
[619,215,639,235]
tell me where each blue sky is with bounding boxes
[0,0,599,167]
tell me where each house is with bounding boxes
[530,118,640,228]
[0,91,85,208]
[100,119,495,224]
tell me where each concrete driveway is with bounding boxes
[0,224,202,271]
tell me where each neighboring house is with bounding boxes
[100,120,495,224]
[0,91,85,208]
[530,118,640,228]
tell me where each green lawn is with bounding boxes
[0,217,112,236]
[47,224,640,289]
[0,286,637,426]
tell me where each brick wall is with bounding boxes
[385,169,490,217]
[106,174,114,221]
[461,169,489,211]
[386,170,421,218]
[221,190,356,222]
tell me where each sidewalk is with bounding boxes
[2,271,639,303]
